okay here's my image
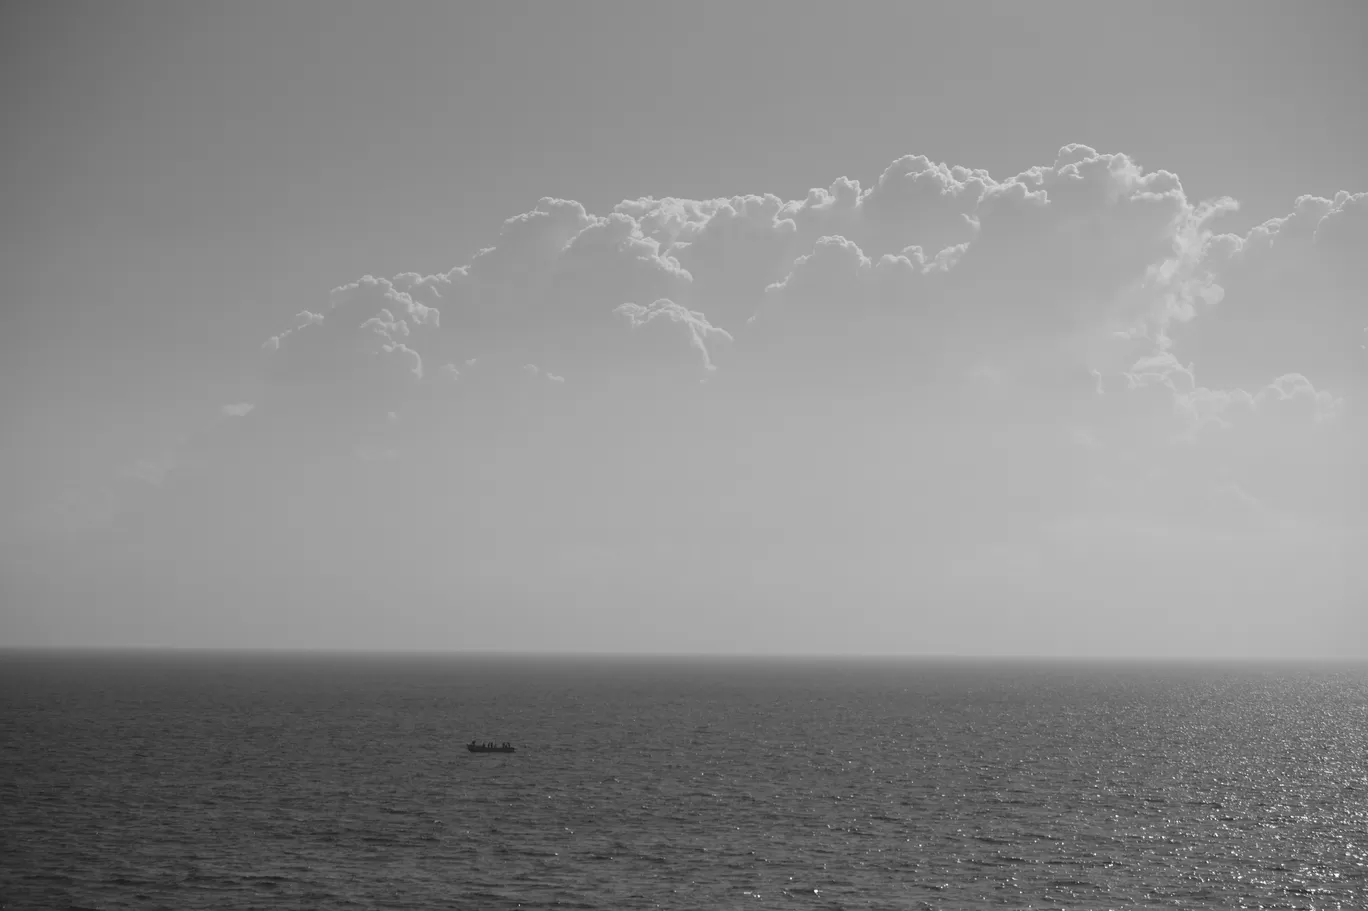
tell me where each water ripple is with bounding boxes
[1,655,1365,909]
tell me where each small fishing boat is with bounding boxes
[467,741,516,753]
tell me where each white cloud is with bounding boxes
[230,146,1360,509]
[1173,190,1368,392]
[261,309,324,351]
[251,145,1327,412]
[615,299,732,375]
[52,144,1357,656]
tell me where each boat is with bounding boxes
[467,741,516,753]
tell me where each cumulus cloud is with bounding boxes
[1173,190,1368,391]
[615,299,732,375]
[251,273,446,430]
[57,143,1355,657]
[248,144,1354,420]
[1125,353,1342,434]
[231,145,1360,511]
[262,310,324,351]
[785,155,989,261]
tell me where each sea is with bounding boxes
[1,652,1366,910]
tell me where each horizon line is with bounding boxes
[1,646,1362,664]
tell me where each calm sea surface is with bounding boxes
[2,653,1366,910]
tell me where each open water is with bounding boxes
[1,653,1366,910]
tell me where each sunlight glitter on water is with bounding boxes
[1,654,1366,909]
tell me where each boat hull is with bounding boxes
[466,745,516,753]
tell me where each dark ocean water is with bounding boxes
[2,653,1366,910]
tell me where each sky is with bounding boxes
[2,1,1365,656]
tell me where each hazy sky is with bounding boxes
[3,1,1365,656]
